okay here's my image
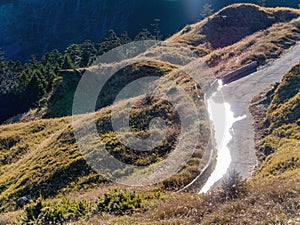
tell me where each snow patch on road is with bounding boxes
[199,80,246,194]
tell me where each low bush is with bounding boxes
[20,197,89,224]
[220,170,247,201]
[96,189,142,215]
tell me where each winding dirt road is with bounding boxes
[181,44,300,193]
[219,43,300,182]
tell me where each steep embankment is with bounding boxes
[256,62,300,178]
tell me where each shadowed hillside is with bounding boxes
[168,4,300,56]
[46,61,177,118]
[1,1,299,61]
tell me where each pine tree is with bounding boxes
[61,55,74,69]
[120,31,132,45]
[134,28,154,41]
[97,30,122,56]
[26,70,47,102]
[65,44,81,67]
[200,3,214,18]
[0,49,7,74]
[257,0,266,6]
[0,49,4,62]
[151,19,162,40]
[80,40,97,67]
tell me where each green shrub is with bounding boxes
[21,197,88,224]
[96,189,142,215]
[261,136,276,156]
[220,170,247,201]
[24,198,44,222]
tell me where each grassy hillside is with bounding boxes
[259,62,300,177]
[2,43,299,225]
[1,3,300,224]
[168,4,300,53]
[2,4,300,124]
[0,100,209,208]
[0,56,211,213]
[203,17,300,77]
[46,61,177,118]
[0,116,107,212]
[0,26,212,217]
[168,4,300,77]
[12,54,299,225]
[71,60,300,225]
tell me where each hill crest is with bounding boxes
[168,4,300,55]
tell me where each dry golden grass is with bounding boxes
[77,175,299,224]
[69,46,300,225]
[2,4,300,224]
[168,4,300,78]
[0,59,211,215]
[168,4,300,51]
[203,17,300,77]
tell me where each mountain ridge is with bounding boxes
[1,0,300,61]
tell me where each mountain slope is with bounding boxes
[1,4,300,124]
[258,62,300,178]
[79,58,300,225]
[44,4,300,121]
[0,57,211,212]
[0,0,135,61]
[1,3,300,224]
[168,4,300,54]
[2,1,300,61]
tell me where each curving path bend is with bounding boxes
[181,44,300,193]
[204,43,300,191]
